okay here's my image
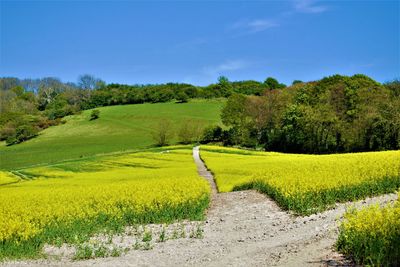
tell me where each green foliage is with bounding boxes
[201,125,223,143]
[73,244,94,260]
[221,94,248,145]
[384,79,400,97]
[152,119,174,146]
[292,80,303,85]
[158,226,166,242]
[142,230,152,242]
[178,119,205,144]
[90,109,100,121]
[217,74,400,153]
[5,125,39,146]
[231,80,266,95]
[175,90,189,103]
[217,76,233,97]
[264,77,286,90]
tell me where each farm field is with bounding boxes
[0,100,223,170]
[0,146,210,260]
[1,145,399,265]
[200,146,400,214]
[337,194,400,266]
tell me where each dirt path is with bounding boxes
[193,146,218,197]
[3,147,398,267]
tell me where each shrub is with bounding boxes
[6,125,39,146]
[175,91,189,103]
[201,125,223,144]
[0,123,16,141]
[90,110,100,121]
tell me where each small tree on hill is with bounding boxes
[178,119,205,144]
[152,119,174,146]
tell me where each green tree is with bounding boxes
[175,90,189,103]
[264,77,286,90]
[217,76,233,97]
[221,94,248,144]
[178,119,204,144]
[152,120,174,146]
[292,80,303,85]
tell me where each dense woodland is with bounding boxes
[216,75,400,153]
[0,74,399,153]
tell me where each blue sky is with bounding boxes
[1,0,399,85]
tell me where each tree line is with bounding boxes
[213,74,400,153]
[1,74,399,153]
[0,74,284,145]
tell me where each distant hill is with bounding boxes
[0,100,223,170]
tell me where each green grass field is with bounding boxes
[0,100,223,170]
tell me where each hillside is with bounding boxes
[0,100,223,170]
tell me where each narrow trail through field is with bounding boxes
[192,146,218,197]
[3,147,398,267]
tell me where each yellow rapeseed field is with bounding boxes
[0,171,19,186]
[0,147,209,259]
[337,193,400,266]
[200,146,400,213]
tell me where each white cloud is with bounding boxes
[293,0,328,14]
[247,19,279,32]
[232,19,279,34]
[229,1,327,35]
[203,60,250,76]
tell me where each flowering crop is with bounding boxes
[0,172,19,186]
[0,147,209,259]
[200,146,400,214]
[337,194,400,266]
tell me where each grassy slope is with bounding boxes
[0,100,223,170]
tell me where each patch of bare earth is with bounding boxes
[3,147,398,267]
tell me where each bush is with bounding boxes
[0,123,16,141]
[90,110,100,121]
[6,125,38,146]
[201,126,223,144]
[175,91,189,103]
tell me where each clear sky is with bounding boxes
[0,0,399,86]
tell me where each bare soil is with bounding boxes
[3,147,398,267]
